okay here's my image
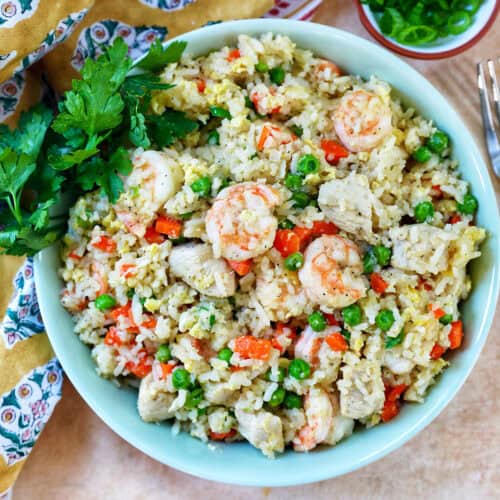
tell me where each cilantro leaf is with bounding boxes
[147,109,198,148]
[136,39,187,72]
[76,147,132,203]
[52,38,133,138]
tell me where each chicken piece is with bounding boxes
[389,224,457,275]
[169,243,236,298]
[137,373,176,422]
[318,174,374,241]
[337,355,385,419]
[235,408,284,458]
[324,390,355,446]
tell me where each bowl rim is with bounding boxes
[354,0,499,60]
[35,18,500,486]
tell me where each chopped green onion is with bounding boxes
[278,218,295,229]
[290,124,303,137]
[363,250,378,274]
[207,130,220,145]
[396,25,438,45]
[385,329,405,349]
[185,387,204,409]
[209,106,232,119]
[379,7,406,37]
[447,10,472,35]
[179,212,193,220]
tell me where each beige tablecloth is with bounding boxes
[15,1,500,498]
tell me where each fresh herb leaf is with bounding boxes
[147,109,198,147]
[136,39,187,72]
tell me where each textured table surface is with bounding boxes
[15,2,500,499]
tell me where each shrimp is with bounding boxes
[115,150,183,237]
[205,182,281,261]
[313,59,342,80]
[293,387,333,452]
[294,325,340,366]
[298,235,367,309]
[333,89,392,152]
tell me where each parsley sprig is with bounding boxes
[0,37,196,256]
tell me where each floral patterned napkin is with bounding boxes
[0,0,322,494]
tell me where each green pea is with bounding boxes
[185,387,204,409]
[255,61,269,73]
[297,154,320,176]
[457,193,478,215]
[265,367,286,383]
[95,294,116,311]
[156,344,172,363]
[289,124,303,138]
[209,106,232,119]
[191,176,212,197]
[285,173,303,191]
[342,304,362,327]
[283,392,303,409]
[308,311,327,332]
[268,387,286,407]
[375,309,395,332]
[217,347,233,364]
[269,66,285,85]
[363,251,377,274]
[414,201,434,223]
[284,252,304,271]
[373,245,392,266]
[172,368,191,390]
[278,218,295,229]
[412,146,432,163]
[289,359,311,380]
[439,314,453,325]
[291,191,310,209]
[427,130,448,154]
[207,130,220,145]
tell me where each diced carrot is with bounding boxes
[121,263,136,278]
[430,343,446,360]
[320,139,349,165]
[431,185,443,199]
[418,276,433,291]
[104,327,122,347]
[226,258,253,276]
[227,49,240,61]
[110,302,136,327]
[144,226,165,244]
[292,226,313,247]
[381,400,399,422]
[371,272,388,295]
[325,332,348,352]
[273,229,301,257]
[233,335,272,361]
[271,337,284,353]
[142,316,157,329]
[68,250,83,260]
[449,320,463,350]
[155,215,183,239]
[257,125,273,151]
[196,78,206,93]
[449,214,462,224]
[126,350,152,378]
[209,429,237,440]
[159,362,176,379]
[91,236,116,253]
[311,220,338,236]
[270,105,281,114]
[381,384,407,422]
[230,365,245,372]
[324,313,339,326]
[433,307,446,320]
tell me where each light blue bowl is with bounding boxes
[34,19,500,486]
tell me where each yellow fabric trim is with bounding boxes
[43,0,273,93]
[0,333,54,395]
[0,0,94,83]
[0,457,26,493]
[0,256,24,316]
[2,69,42,129]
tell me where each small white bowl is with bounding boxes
[356,0,498,59]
